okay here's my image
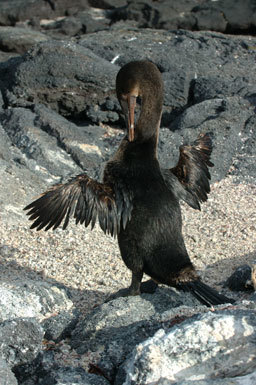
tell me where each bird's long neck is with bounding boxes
[134,94,162,153]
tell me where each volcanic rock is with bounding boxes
[70,287,211,381]
[0,357,18,385]
[1,40,119,120]
[0,26,49,54]
[0,0,90,26]
[36,366,110,385]
[0,318,43,368]
[117,309,256,385]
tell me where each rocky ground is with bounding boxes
[0,1,256,385]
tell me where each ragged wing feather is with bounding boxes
[162,133,214,210]
[24,174,133,237]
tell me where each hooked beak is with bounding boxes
[123,95,137,142]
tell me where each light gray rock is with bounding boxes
[0,104,121,224]
[0,357,18,385]
[1,107,83,181]
[0,275,76,341]
[175,370,256,384]
[32,104,118,176]
[119,310,256,385]
[0,318,43,368]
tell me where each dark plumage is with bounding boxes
[24,60,234,307]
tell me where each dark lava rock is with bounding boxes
[2,29,256,127]
[0,29,255,196]
[79,28,256,121]
[42,310,79,342]
[0,103,123,224]
[0,115,49,224]
[31,103,121,175]
[225,265,254,291]
[0,0,54,26]
[189,76,255,105]
[42,9,110,38]
[42,16,85,37]
[18,350,110,385]
[0,0,90,26]
[191,3,227,33]
[110,0,256,34]
[0,122,14,162]
[1,0,256,36]
[0,26,49,54]
[110,0,198,30]
[158,96,256,183]
[192,0,256,35]
[2,40,119,120]
[0,50,19,63]
[89,0,127,8]
[38,366,110,385]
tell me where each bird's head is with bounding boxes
[116,61,163,143]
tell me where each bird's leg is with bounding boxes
[129,271,143,295]
[104,271,143,302]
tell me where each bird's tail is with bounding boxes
[178,280,235,307]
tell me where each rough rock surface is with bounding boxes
[118,309,256,385]
[0,0,90,26]
[1,29,255,184]
[1,40,119,119]
[225,264,255,291]
[0,357,18,385]
[0,318,43,369]
[111,0,256,34]
[79,28,256,113]
[0,275,76,340]
[35,366,110,385]
[1,0,256,35]
[0,26,49,54]
[70,288,205,380]
[0,259,79,384]
[147,372,256,385]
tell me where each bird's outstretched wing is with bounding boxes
[24,174,133,237]
[162,133,214,210]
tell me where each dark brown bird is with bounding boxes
[24,60,234,307]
